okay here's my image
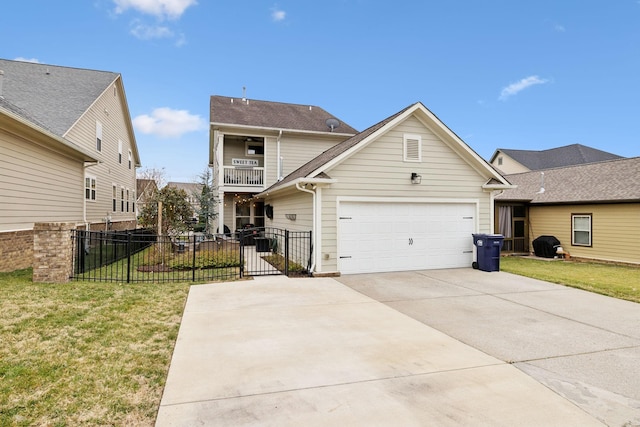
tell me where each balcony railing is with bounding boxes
[223,166,264,187]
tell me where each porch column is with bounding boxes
[217,191,225,235]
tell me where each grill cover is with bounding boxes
[532,235,561,258]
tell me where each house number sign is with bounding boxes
[232,158,259,167]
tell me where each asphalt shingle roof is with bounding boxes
[496,157,640,203]
[0,58,119,137]
[497,144,623,170]
[210,96,358,135]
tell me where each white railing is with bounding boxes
[223,166,264,187]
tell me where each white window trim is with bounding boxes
[572,214,592,246]
[96,121,103,152]
[403,134,422,162]
[118,140,123,164]
[128,150,132,169]
[112,184,117,212]
[85,175,97,201]
[120,186,125,212]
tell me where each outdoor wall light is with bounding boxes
[411,172,422,184]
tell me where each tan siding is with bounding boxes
[529,204,640,264]
[490,153,529,174]
[278,136,338,178]
[64,80,137,225]
[0,128,84,231]
[265,191,313,232]
[318,116,493,272]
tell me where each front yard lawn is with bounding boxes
[0,269,190,426]
[500,256,640,303]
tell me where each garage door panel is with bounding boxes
[339,202,475,274]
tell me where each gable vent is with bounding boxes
[404,134,422,162]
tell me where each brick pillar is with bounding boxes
[33,222,75,283]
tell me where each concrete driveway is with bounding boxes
[154,269,640,426]
[335,269,640,426]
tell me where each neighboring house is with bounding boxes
[166,181,203,222]
[136,178,158,217]
[495,157,640,265]
[490,143,623,174]
[256,102,513,275]
[0,58,141,272]
[209,95,358,234]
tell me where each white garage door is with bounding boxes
[338,202,476,274]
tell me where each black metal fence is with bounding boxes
[70,227,312,283]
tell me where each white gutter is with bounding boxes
[295,182,317,274]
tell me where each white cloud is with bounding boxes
[554,23,566,32]
[130,22,174,39]
[113,0,197,20]
[14,57,40,63]
[499,75,549,101]
[133,107,206,138]
[271,8,286,22]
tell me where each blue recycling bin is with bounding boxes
[472,234,504,272]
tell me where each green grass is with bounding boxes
[0,268,191,426]
[500,256,640,303]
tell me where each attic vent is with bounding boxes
[403,134,422,162]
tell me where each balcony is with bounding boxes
[223,166,264,187]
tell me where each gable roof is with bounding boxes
[491,144,623,171]
[210,96,358,135]
[496,157,640,204]
[0,58,119,137]
[261,102,512,194]
[166,182,203,194]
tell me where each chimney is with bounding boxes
[0,70,4,98]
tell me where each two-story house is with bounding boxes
[210,96,512,276]
[208,96,358,235]
[0,58,140,272]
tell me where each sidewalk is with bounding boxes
[156,275,603,426]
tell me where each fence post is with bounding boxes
[284,229,289,276]
[33,222,74,283]
[126,232,132,283]
[192,234,197,282]
[239,229,244,278]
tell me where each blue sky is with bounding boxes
[2,0,639,182]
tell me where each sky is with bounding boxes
[2,0,639,183]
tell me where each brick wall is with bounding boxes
[32,222,74,283]
[0,229,34,272]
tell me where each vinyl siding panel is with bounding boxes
[319,116,492,272]
[64,80,137,224]
[0,128,84,231]
[529,204,640,265]
[264,191,313,232]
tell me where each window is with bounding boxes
[403,134,422,162]
[246,140,264,156]
[112,185,117,212]
[498,156,503,166]
[120,187,125,212]
[96,121,102,152]
[118,140,123,164]
[572,214,592,246]
[126,189,130,212]
[85,175,96,201]
[132,190,136,213]
[128,150,132,169]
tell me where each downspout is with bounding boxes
[295,182,317,274]
[277,130,283,181]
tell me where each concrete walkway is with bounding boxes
[155,273,614,426]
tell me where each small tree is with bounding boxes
[138,186,194,236]
[192,168,217,234]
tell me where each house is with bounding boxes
[209,95,358,235]
[0,59,141,272]
[490,143,623,174]
[166,181,204,222]
[136,178,158,217]
[495,157,640,265]
[256,102,513,275]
